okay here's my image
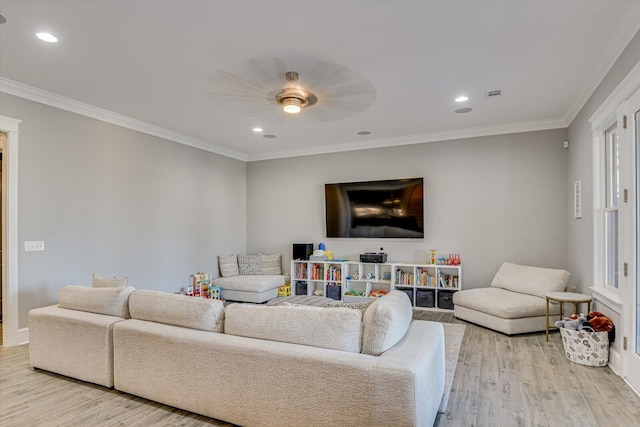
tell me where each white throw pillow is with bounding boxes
[128,290,225,333]
[260,253,282,275]
[361,290,413,356]
[58,285,135,318]
[225,304,362,353]
[218,254,239,277]
[238,254,262,275]
[92,274,128,288]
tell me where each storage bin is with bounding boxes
[327,285,341,300]
[416,289,435,308]
[437,290,456,310]
[559,327,609,367]
[295,281,307,296]
[397,288,414,305]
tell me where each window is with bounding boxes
[604,124,619,290]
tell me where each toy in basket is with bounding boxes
[555,311,614,367]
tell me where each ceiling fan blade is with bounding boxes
[206,57,376,121]
[209,70,268,94]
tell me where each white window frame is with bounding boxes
[593,115,621,301]
[589,60,640,315]
[604,123,620,291]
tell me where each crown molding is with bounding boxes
[564,2,640,126]
[247,118,568,162]
[0,115,22,133]
[1,76,569,164]
[589,58,640,129]
[0,78,247,162]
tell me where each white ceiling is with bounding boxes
[1,1,639,162]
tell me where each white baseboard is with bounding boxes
[608,347,622,375]
[624,378,640,398]
[2,325,29,347]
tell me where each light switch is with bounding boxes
[25,241,45,251]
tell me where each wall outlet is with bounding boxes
[25,241,45,251]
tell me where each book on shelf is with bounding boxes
[325,265,342,281]
[395,269,414,285]
[438,273,460,288]
[311,264,323,280]
[295,263,308,279]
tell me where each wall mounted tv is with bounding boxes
[325,178,424,238]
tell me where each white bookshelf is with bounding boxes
[290,260,462,310]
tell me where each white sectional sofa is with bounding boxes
[29,287,446,427]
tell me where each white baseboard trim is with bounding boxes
[623,377,640,398]
[15,327,29,346]
[608,347,622,375]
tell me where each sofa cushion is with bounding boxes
[92,273,128,288]
[225,304,362,353]
[58,285,134,318]
[238,254,262,275]
[128,290,224,332]
[218,254,239,277]
[453,287,560,319]
[260,253,282,275]
[361,290,413,356]
[211,274,288,292]
[490,262,570,299]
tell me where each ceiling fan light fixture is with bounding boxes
[274,73,318,114]
[282,98,302,114]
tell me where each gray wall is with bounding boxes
[247,128,569,290]
[1,94,247,328]
[567,30,640,292]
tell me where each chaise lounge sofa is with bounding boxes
[453,262,571,335]
[29,287,445,427]
[212,253,289,303]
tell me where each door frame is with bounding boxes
[1,115,25,347]
[621,89,640,393]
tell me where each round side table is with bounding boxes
[545,291,592,342]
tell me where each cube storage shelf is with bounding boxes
[290,260,462,310]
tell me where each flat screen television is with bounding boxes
[325,178,424,238]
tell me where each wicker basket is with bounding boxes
[559,327,609,367]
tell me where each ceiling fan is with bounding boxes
[207,58,377,122]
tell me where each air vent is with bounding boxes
[486,89,503,99]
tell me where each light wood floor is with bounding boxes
[1,312,639,427]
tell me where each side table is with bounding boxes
[545,291,592,341]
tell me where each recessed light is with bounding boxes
[263,134,276,139]
[36,32,58,43]
[455,107,473,114]
[357,131,371,135]
[455,96,469,103]
[0,14,7,24]
[252,127,263,133]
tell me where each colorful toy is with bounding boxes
[369,289,388,298]
[278,284,292,297]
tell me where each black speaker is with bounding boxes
[293,243,313,260]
